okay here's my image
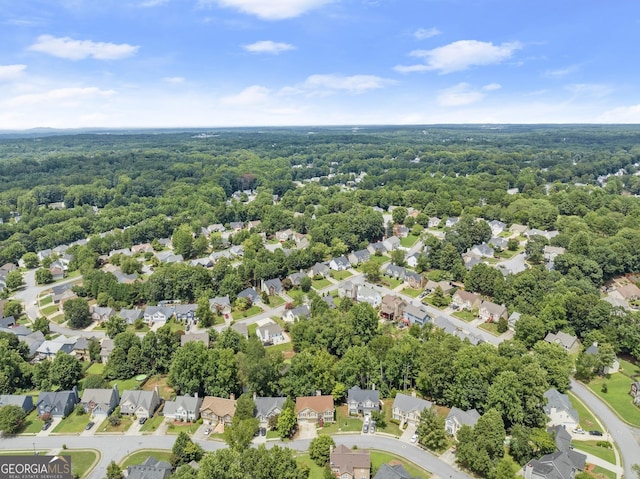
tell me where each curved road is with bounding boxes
[570,379,640,479]
[1,433,470,479]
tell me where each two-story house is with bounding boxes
[254,396,287,427]
[163,394,203,422]
[478,300,508,322]
[37,387,79,418]
[81,385,120,418]
[402,304,431,326]
[392,393,432,426]
[296,395,335,424]
[379,295,407,321]
[143,306,174,326]
[119,388,161,419]
[346,387,380,416]
[200,395,236,427]
[451,290,481,311]
[445,407,480,437]
[329,444,371,479]
[256,320,285,345]
[543,388,579,430]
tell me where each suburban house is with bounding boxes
[100,338,114,364]
[49,261,66,281]
[200,396,236,426]
[405,253,420,268]
[526,229,560,241]
[262,278,284,296]
[283,305,311,323]
[470,243,494,258]
[72,337,94,362]
[310,262,331,278]
[81,385,120,418]
[585,342,620,374]
[451,290,481,311]
[329,256,351,271]
[489,220,507,236]
[374,464,417,479]
[543,246,566,263]
[382,236,401,251]
[338,281,358,300]
[0,315,16,328]
[544,332,581,354]
[346,386,380,416]
[329,444,371,479]
[508,312,522,330]
[489,237,509,250]
[288,271,308,287]
[428,217,441,228]
[127,457,172,479]
[368,242,387,255]
[180,333,210,348]
[143,306,174,325]
[256,320,285,345]
[630,382,640,405]
[424,280,455,295]
[119,308,143,324]
[392,393,432,426]
[238,287,261,305]
[163,394,203,422]
[174,304,198,323]
[402,304,431,327]
[524,443,586,479]
[36,336,76,360]
[131,243,154,255]
[405,271,426,289]
[356,286,382,308]
[543,388,579,430]
[209,296,232,322]
[379,295,407,321]
[445,407,480,437]
[613,283,640,302]
[445,217,460,228]
[478,300,508,322]
[254,396,287,426]
[37,387,79,418]
[384,264,407,281]
[0,394,34,413]
[119,388,161,418]
[296,395,335,424]
[348,249,370,266]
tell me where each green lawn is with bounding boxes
[357,255,388,269]
[20,409,46,434]
[380,401,402,437]
[588,373,640,427]
[86,362,105,375]
[41,304,59,315]
[591,466,617,479]
[295,454,325,479]
[232,305,262,320]
[370,450,430,478]
[40,295,53,306]
[142,375,174,400]
[247,323,258,337]
[52,410,92,434]
[51,314,66,324]
[312,278,332,290]
[266,430,280,439]
[109,376,141,393]
[494,249,520,259]
[400,234,420,248]
[267,341,294,354]
[331,270,353,280]
[167,421,200,435]
[65,449,100,479]
[319,405,362,434]
[452,310,476,321]
[140,414,165,433]
[478,322,500,336]
[165,319,186,333]
[401,287,422,298]
[568,392,600,431]
[119,450,173,469]
[618,358,640,379]
[266,295,285,307]
[381,277,403,289]
[97,415,133,433]
[573,441,616,465]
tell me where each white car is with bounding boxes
[204,428,211,435]
[573,428,585,434]
[410,434,418,443]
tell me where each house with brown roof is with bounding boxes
[478,300,508,322]
[379,295,407,321]
[614,283,640,301]
[296,395,335,424]
[200,395,236,426]
[451,290,481,311]
[329,444,370,479]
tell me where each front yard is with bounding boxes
[381,277,404,289]
[264,295,285,307]
[52,409,92,434]
[573,441,616,465]
[568,392,600,431]
[119,450,173,468]
[140,414,165,433]
[232,305,263,320]
[478,322,501,336]
[401,287,422,298]
[400,234,420,248]
[453,310,476,322]
[167,420,201,435]
[97,415,134,433]
[331,270,353,281]
[318,405,362,434]
[20,409,46,434]
[312,278,332,290]
[587,372,640,427]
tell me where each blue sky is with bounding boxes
[1,0,639,128]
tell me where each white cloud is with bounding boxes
[301,74,395,94]
[4,87,116,108]
[202,0,333,20]
[220,85,271,105]
[393,64,429,74]
[163,76,185,83]
[598,104,640,123]
[139,0,169,6]
[544,65,578,78]
[28,35,140,60]
[565,83,613,99]
[483,83,501,91]
[0,64,27,81]
[243,40,296,54]
[437,83,485,106]
[413,27,441,40]
[409,40,522,74]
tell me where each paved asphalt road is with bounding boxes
[570,379,640,479]
[1,433,471,479]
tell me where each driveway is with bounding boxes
[399,423,417,443]
[125,419,144,436]
[36,417,62,437]
[296,421,318,440]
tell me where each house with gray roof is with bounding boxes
[392,393,432,426]
[384,264,407,280]
[489,220,507,236]
[20,331,45,358]
[0,315,16,328]
[543,388,579,430]
[81,385,120,418]
[100,338,114,363]
[0,394,34,413]
[120,388,161,418]
[91,306,115,322]
[373,464,418,479]
[347,386,380,416]
[348,249,371,266]
[402,304,431,326]
[489,236,509,250]
[478,300,508,322]
[262,278,283,296]
[544,332,581,354]
[36,336,76,360]
[37,387,79,417]
[329,255,350,271]
[256,320,285,345]
[585,342,620,374]
[163,394,203,422]
[288,271,308,287]
[470,242,495,258]
[143,306,174,325]
[126,457,172,479]
[368,242,387,255]
[445,217,460,228]
[174,304,198,323]
[254,396,287,426]
[445,407,480,437]
[383,236,401,251]
[238,287,260,304]
[119,308,143,324]
[524,440,586,479]
[181,333,210,348]
[283,305,310,323]
[310,262,331,278]
[356,286,382,308]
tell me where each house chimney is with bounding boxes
[230,393,236,401]
[316,390,322,396]
[372,383,376,391]
[253,392,257,401]
[411,391,416,398]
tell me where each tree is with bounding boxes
[172,224,194,259]
[507,239,519,251]
[430,286,448,308]
[4,270,23,291]
[63,297,92,329]
[416,407,448,451]
[3,300,23,319]
[277,402,298,439]
[0,404,26,434]
[22,252,39,269]
[309,435,335,467]
[348,303,379,345]
[390,249,406,266]
[196,295,215,328]
[235,393,256,421]
[494,456,518,479]
[514,315,547,349]
[172,431,204,466]
[497,317,509,333]
[224,416,259,451]
[509,425,534,465]
[104,315,127,339]
[50,353,83,390]
[33,317,50,335]
[35,268,54,285]
[105,461,123,479]
[392,207,408,225]
[300,276,312,293]
[361,260,381,283]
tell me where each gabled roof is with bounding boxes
[164,394,203,416]
[254,397,287,418]
[119,308,143,323]
[181,333,210,347]
[264,278,283,293]
[144,306,174,318]
[120,389,158,411]
[200,396,236,417]
[330,444,370,477]
[392,393,432,414]
[81,387,119,410]
[453,290,480,304]
[210,296,231,309]
[373,464,416,479]
[296,395,334,414]
[347,386,380,405]
[479,300,507,317]
[446,407,480,427]
[238,287,260,302]
[127,456,172,479]
[543,388,579,424]
[544,331,579,349]
[403,303,430,321]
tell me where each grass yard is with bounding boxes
[495,249,520,259]
[20,409,46,434]
[573,441,616,465]
[140,414,165,433]
[41,304,59,315]
[232,305,262,320]
[591,466,617,479]
[167,421,200,435]
[142,375,174,400]
[568,392,600,431]
[319,405,363,434]
[40,295,53,306]
[97,415,133,433]
[588,373,640,427]
[65,449,100,479]
[453,310,476,322]
[331,270,353,280]
[380,401,402,437]
[128,323,150,333]
[52,410,92,434]
[165,319,186,333]
[381,277,403,289]
[247,323,258,337]
[370,451,431,478]
[400,234,420,248]
[110,376,141,393]
[401,287,422,298]
[267,341,294,355]
[51,314,66,324]
[295,454,325,479]
[266,295,285,307]
[618,358,640,379]
[85,362,105,375]
[119,450,173,468]
[478,322,500,336]
[266,430,280,439]
[312,278,332,290]
[0,451,49,455]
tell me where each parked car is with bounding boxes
[41,421,52,431]
[139,417,147,425]
[362,423,369,433]
[589,430,603,436]
[260,427,266,436]
[573,428,585,434]
[370,421,376,433]
[410,434,418,443]
[204,428,211,436]
[85,422,95,430]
